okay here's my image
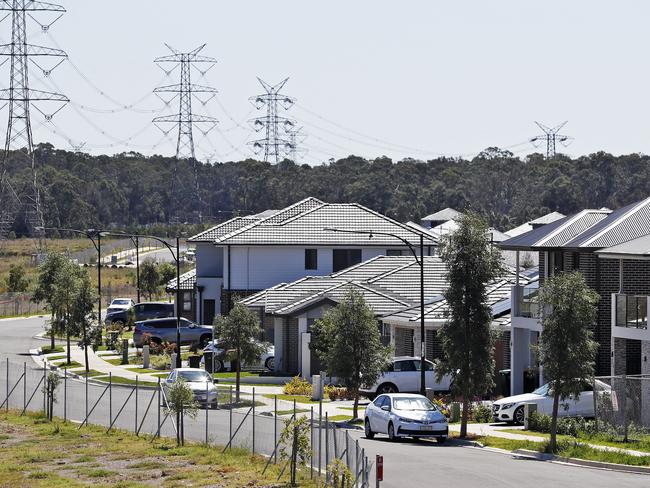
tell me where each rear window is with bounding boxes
[177,370,211,382]
[149,320,176,329]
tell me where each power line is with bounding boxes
[530,121,573,159]
[248,77,296,163]
[0,0,69,242]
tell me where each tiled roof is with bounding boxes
[166,268,196,291]
[241,255,521,319]
[188,217,262,242]
[421,208,462,222]
[501,196,650,252]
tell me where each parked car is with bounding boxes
[133,317,213,347]
[162,368,218,408]
[364,393,448,442]
[361,357,452,397]
[106,298,135,316]
[104,301,174,327]
[200,340,274,372]
[492,380,612,424]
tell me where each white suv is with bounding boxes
[361,356,452,397]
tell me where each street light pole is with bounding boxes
[323,227,430,396]
[129,236,141,303]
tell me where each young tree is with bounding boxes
[50,261,80,365]
[70,269,98,373]
[311,289,391,419]
[33,253,70,350]
[279,416,312,486]
[535,271,599,452]
[165,378,199,446]
[6,264,29,292]
[139,260,160,300]
[436,213,505,438]
[213,302,267,402]
[157,262,176,286]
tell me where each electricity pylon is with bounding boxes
[530,121,572,159]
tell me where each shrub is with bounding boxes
[430,396,451,418]
[528,411,587,437]
[150,354,171,370]
[283,376,312,396]
[325,386,351,401]
[472,402,493,423]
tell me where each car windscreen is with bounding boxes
[177,371,211,383]
[532,384,550,396]
[113,300,130,305]
[393,397,437,411]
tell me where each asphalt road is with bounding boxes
[0,317,648,487]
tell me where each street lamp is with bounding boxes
[107,232,183,368]
[324,227,428,396]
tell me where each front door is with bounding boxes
[204,299,216,326]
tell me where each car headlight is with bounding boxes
[431,418,447,424]
[500,403,516,410]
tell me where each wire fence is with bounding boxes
[0,357,372,487]
[593,375,650,442]
[0,293,48,318]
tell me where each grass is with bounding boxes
[276,408,311,416]
[126,367,164,374]
[0,409,317,487]
[40,345,64,355]
[103,357,142,366]
[477,435,650,466]
[69,369,104,378]
[213,371,257,379]
[264,394,326,404]
[51,361,83,370]
[328,415,363,423]
[45,355,67,361]
[93,376,159,388]
[501,428,650,454]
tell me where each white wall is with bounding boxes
[195,277,223,324]
[195,243,223,277]
[225,246,412,291]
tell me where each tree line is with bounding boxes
[4,144,650,235]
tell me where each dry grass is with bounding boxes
[0,410,317,487]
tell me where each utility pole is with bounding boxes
[153,44,218,223]
[530,121,572,159]
[0,0,69,244]
[248,78,296,163]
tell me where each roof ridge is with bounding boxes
[330,254,386,277]
[354,282,412,306]
[261,200,327,227]
[579,196,650,247]
[367,260,419,283]
[188,216,249,241]
[349,203,438,243]
[537,209,609,246]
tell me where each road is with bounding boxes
[0,317,648,487]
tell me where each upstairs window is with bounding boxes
[333,249,362,272]
[305,249,318,270]
[386,249,403,256]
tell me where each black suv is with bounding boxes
[104,302,174,326]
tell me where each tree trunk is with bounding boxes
[352,391,359,420]
[235,346,241,403]
[176,410,181,446]
[460,392,470,438]
[549,385,560,453]
[291,423,298,486]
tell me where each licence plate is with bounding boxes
[420,425,433,431]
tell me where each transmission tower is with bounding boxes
[153,44,218,223]
[288,126,307,163]
[530,121,572,159]
[248,78,296,163]
[0,0,69,242]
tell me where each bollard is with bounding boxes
[171,353,177,371]
[121,339,129,365]
[376,454,383,487]
[142,345,150,369]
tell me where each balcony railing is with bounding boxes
[615,294,649,330]
[514,285,541,319]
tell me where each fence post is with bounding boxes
[318,400,322,477]
[63,367,67,422]
[325,413,330,470]
[345,431,350,476]
[85,367,88,424]
[229,386,233,450]
[355,439,360,487]
[109,372,112,426]
[622,374,628,443]
[157,378,161,439]
[274,395,278,464]
[252,387,256,455]
[592,377,599,433]
[135,376,139,433]
[310,406,314,478]
[42,359,46,413]
[205,380,209,446]
[5,358,8,412]
[23,362,26,414]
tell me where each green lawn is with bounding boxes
[213,371,256,379]
[69,370,104,378]
[263,394,326,405]
[40,345,64,355]
[276,408,311,416]
[45,355,67,362]
[93,376,159,388]
[0,410,317,487]
[52,361,83,370]
[126,367,165,375]
[501,428,650,454]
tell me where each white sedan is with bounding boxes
[492,380,611,424]
[106,297,135,315]
[200,341,275,372]
[364,393,448,442]
[361,356,452,396]
[163,368,219,408]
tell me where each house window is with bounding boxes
[183,291,192,312]
[305,249,318,270]
[333,249,362,272]
[386,249,402,256]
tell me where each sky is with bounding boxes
[3,0,650,165]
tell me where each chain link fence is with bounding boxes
[0,293,48,318]
[0,357,371,486]
[593,375,650,441]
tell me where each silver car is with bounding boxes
[163,368,219,408]
[133,317,213,347]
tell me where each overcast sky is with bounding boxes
[4,0,649,164]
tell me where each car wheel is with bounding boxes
[212,359,224,373]
[514,406,525,425]
[388,422,397,442]
[436,436,447,444]
[364,419,375,439]
[377,383,398,395]
[265,357,275,370]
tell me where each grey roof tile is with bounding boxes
[166,268,196,291]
